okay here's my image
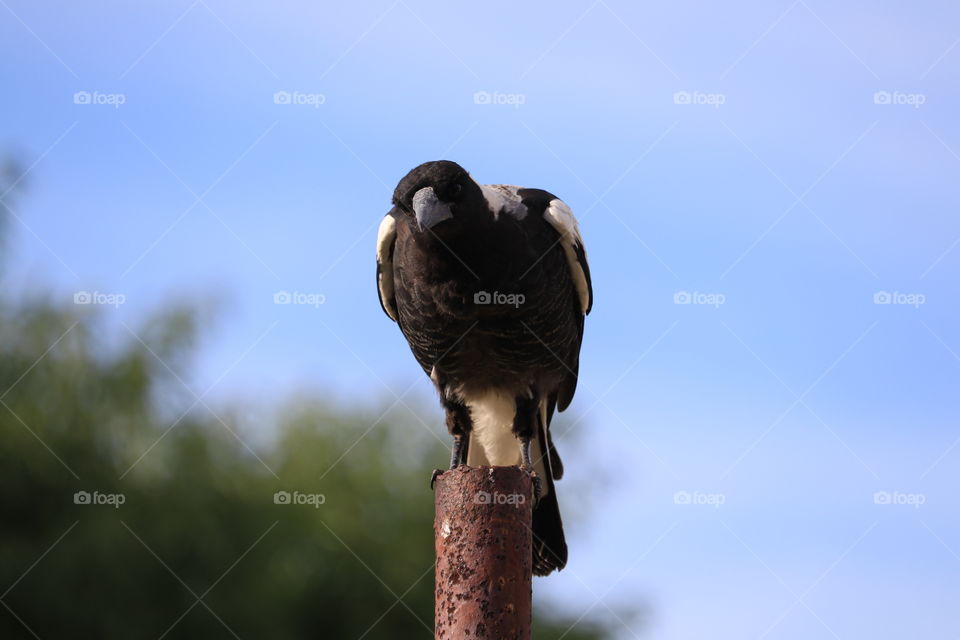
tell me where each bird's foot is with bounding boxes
[520,464,542,507]
[433,434,467,489]
[431,464,466,489]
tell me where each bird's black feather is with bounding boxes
[377,161,592,576]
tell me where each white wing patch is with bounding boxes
[480,184,527,220]
[376,214,398,321]
[544,199,592,315]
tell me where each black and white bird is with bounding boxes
[376,160,592,576]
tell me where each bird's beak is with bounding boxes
[412,186,453,230]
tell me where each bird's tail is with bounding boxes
[532,397,567,576]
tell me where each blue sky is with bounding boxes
[3,0,960,637]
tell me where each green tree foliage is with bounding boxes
[0,299,611,639]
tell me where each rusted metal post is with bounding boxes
[434,466,533,640]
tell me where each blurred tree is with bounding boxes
[0,149,622,638]
[0,154,23,254]
[0,298,613,639]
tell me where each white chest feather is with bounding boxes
[465,389,520,466]
[462,389,550,495]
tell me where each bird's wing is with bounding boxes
[541,198,593,316]
[541,196,592,410]
[485,185,592,315]
[376,209,399,322]
[510,188,592,410]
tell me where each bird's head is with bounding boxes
[392,160,482,231]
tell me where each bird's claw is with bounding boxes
[520,465,542,507]
[431,464,466,489]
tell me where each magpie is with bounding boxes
[376,160,592,576]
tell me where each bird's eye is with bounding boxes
[449,183,462,197]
